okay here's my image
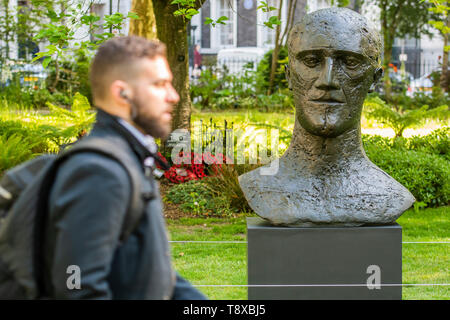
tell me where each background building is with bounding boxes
[0,0,445,80]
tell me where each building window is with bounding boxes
[217,0,235,46]
[317,0,330,10]
[307,0,332,13]
[17,0,33,60]
[90,3,106,41]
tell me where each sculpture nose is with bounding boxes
[315,57,339,90]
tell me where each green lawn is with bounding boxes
[167,206,449,300]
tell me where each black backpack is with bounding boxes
[0,137,151,299]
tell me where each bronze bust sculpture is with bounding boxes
[239,8,415,226]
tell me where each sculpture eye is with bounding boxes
[302,55,321,68]
[342,56,360,69]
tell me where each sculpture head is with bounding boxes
[287,8,383,138]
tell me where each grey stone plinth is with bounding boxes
[247,217,402,300]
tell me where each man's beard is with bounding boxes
[130,98,171,139]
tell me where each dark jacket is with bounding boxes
[43,109,206,300]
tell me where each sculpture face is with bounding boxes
[288,10,381,138]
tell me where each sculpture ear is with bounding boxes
[373,67,383,84]
[285,64,292,91]
[369,67,383,93]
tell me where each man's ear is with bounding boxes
[111,80,132,105]
[285,64,292,91]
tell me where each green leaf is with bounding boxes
[42,57,52,69]
[264,21,274,29]
[217,16,229,24]
[46,9,58,22]
[413,201,427,213]
[71,92,91,114]
[127,12,140,20]
[186,8,199,19]
[31,51,49,62]
[81,14,101,25]
[268,16,281,25]
[173,9,187,17]
[429,20,445,30]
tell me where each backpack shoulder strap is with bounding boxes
[56,137,151,242]
[35,137,153,298]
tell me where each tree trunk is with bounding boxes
[49,57,60,93]
[129,0,157,39]
[267,0,284,95]
[383,34,393,102]
[379,0,402,103]
[280,0,297,47]
[395,126,405,138]
[2,0,10,61]
[152,0,191,133]
[440,14,449,92]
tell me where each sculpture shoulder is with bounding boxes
[238,158,415,226]
[353,159,414,201]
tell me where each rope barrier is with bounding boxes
[170,241,448,291]
[169,241,449,244]
[170,241,247,243]
[193,283,450,287]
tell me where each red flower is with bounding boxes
[162,151,231,183]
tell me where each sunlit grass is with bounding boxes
[192,110,447,138]
[168,207,450,300]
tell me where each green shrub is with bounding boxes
[71,50,93,103]
[406,127,449,160]
[0,120,59,154]
[0,134,39,174]
[409,89,449,111]
[190,52,295,111]
[364,95,449,137]
[365,144,449,207]
[191,66,260,110]
[28,88,54,109]
[255,89,293,112]
[362,127,449,160]
[255,46,288,93]
[0,93,95,159]
[0,85,74,109]
[164,163,265,216]
[164,179,237,216]
[202,164,260,214]
[51,91,73,107]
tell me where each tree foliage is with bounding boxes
[426,0,450,91]
[370,0,436,101]
[28,0,137,92]
[364,95,449,137]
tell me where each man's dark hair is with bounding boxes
[90,36,167,102]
